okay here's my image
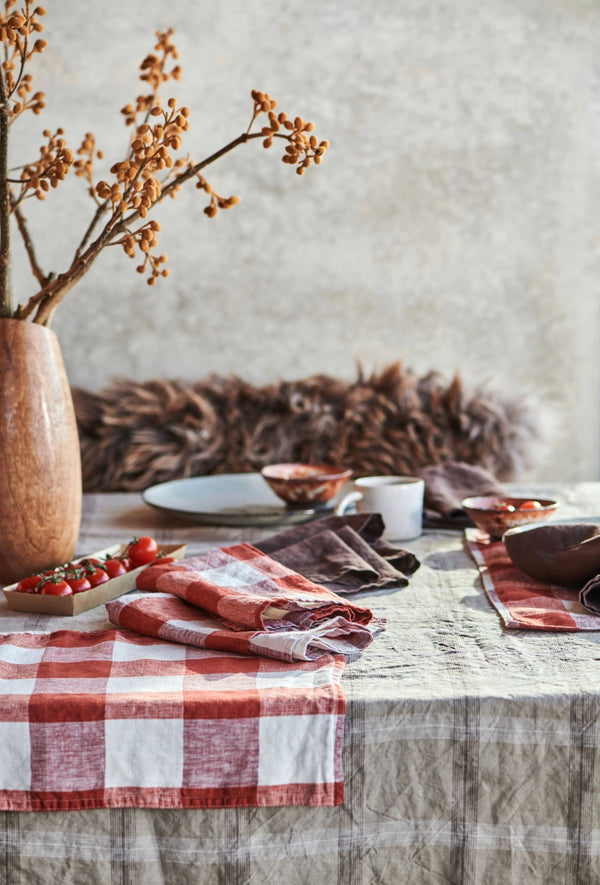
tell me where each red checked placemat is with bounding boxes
[0,629,345,811]
[465,528,600,631]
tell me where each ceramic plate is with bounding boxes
[142,473,339,526]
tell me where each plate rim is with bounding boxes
[141,472,332,526]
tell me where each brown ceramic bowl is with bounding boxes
[461,495,559,539]
[260,463,352,508]
[503,521,600,587]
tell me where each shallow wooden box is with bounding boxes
[2,543,186,616]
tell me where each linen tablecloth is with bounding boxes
[0,628,345,812]
[2,484,600,884]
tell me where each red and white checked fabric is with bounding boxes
[106,543,385,662]
[466,529,600,631]
[0,628,345,811]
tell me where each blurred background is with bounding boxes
[8,0,600,480]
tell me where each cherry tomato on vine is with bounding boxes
[104,559,128,579]
[66,575,92,593]
[86,568,110,587]
[16,575,44,594]
[128,536,159,567]
[40,579,73,596]
[119,557,132,572]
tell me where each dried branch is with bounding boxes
[1,11,328,326]
[0,61,11,316]
[10,196,47,286]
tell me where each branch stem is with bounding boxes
[11,198,48,286]
[155,130,260,206]
[0,65,12,316]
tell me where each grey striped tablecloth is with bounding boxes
[1,484,600,884]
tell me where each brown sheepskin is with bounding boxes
[72,363,539,492]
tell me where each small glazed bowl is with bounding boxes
[461,495,559,539]
[260,463,352,508]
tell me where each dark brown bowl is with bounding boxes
[503,521,600,587]
[462,496,559,539]
[260,463,352,508]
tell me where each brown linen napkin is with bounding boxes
[257,512,389,552]
[581,573,600,614]
[417,461,505,529]
[255,513,419,593]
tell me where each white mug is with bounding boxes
[335,475,425,541]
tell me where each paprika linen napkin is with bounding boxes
[466,529,600,631]
[106,542,385,662]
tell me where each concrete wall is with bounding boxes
[8,0,600,480]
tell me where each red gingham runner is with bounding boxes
[466,528,600,631]
[106,543,385,661]
[0,628,345,811]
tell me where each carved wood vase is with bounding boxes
[0,318,82,585]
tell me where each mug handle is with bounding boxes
[334,490,363,516]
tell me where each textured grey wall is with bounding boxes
[9,0,600,480]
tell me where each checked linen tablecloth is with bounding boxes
[0,629,345,811]
[0,538,389,813]
[3,485,600,884]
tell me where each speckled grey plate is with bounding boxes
[142,473,336,526]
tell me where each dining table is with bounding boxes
[2,481,600,884]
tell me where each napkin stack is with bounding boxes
[106,515,419,662]
[254,512,420,592]
[106,505,428,662]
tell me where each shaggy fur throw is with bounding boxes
[72,363,539,493]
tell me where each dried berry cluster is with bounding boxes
[115,221,168,287]
[94,97,193,283]
[251,90,329,175]
[121,28,181,126]
[17,128,73,200]
[0,7,329,323]
[0,0,46,115]
[73,132,104,198]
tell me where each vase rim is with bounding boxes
[0,317,57,340]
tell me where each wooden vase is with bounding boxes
[0,318,82,585]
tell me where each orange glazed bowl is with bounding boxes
[462,496,559,539]
[261,463,352,508]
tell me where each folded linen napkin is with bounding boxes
[106,542,385,662]
[263,526,409,593]
[581,574,600,614]
[417,461,505,529]
[255,513,420,590]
